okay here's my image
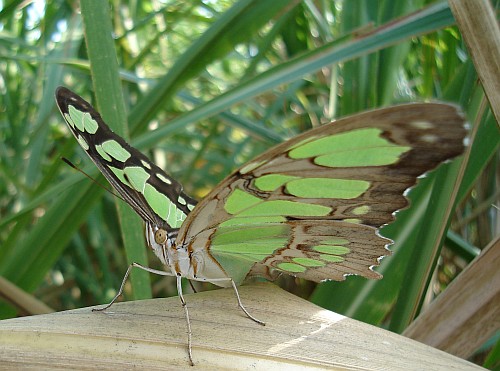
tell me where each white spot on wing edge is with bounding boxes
[64,113,75,129]
[240,159,266,174]
[157,173,172,185]
[420,134,439,143]
[409,120,435,130]
[76,135,89,150]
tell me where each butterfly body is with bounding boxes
[145,222,233,287]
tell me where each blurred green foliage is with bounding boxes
[0,1,498,368]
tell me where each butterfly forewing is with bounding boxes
[177,103,467,284]
[55,87,196,230]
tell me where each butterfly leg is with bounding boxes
[176,274,194,366]
[92,262,175,312]
[230,279,266,326]
[195,276,265,326]
[93,262,195,365]
[92,262,133,312]
[188,280,198,293]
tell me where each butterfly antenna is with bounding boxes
[61,157,127,203]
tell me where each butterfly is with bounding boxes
[55,86,467,364]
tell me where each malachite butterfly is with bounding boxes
[55,86,467,364]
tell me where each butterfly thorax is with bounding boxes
[146,222,232,287]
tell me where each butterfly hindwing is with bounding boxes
[177,103,467,283]
[55,87,196,229]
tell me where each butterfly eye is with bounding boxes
[154,229,168,244]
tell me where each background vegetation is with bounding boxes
[0,0,498,368]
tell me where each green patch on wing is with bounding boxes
[289,128,410,167]
[95,144,112,162]
[277,262,306,273]
[108,165,186,227]
[292,257,324,267]
[109,166,129,186]
[320,255,345,263]
[76,135,89,151]
[67,105,98,134]
[212,224,288,249]
[101,140,131,162]
[272,237,352,274]
[312,237,351,257]
[254,174,369,199]
[238,200,330,216]
[352,205,371,215]
[211,223,290,284]
[224,189,331,217]
[313,245,350,255]
[125,166,149,192]
[254,174,298,191]
[286,178,369,199]
[224,189,261,214]
[143,183,186,227]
